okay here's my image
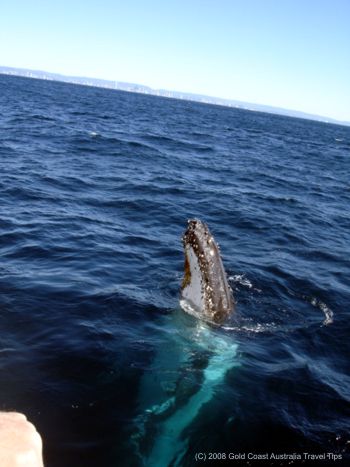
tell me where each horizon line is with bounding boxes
[1,64,349,127]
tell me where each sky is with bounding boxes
[1,0,349,121]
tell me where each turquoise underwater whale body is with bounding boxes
[133,220,238,466]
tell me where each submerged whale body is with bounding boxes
[181,219,234,323]
[133,219,237,466]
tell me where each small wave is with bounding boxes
[30,114,56,123]
[310,297,334,325]
[229,274,262,292]
[144,133,213,153]
[223,322,279,333]
[0,347,17,354]
[229,274,253,288]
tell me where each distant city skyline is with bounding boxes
[1,0,349,121]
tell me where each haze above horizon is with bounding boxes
[1,0,349,122]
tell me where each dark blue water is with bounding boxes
[0,74,349,466]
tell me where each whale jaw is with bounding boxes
[180,219,234,324]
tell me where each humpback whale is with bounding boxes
[133,220,237,466]
[181,219,234,323]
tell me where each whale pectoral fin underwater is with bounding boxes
[180,219,234,324]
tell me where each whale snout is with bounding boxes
[181,219,234,323]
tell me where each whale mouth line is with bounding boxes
[180,219,234,324]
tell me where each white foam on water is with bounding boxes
[223,322,279,333]
[229,274,253,288]
[229,274,261,293]
[310,297,334,325]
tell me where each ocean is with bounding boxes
[0,74,349,466]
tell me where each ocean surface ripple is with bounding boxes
[0,75,349,466]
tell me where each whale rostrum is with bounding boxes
[181,219,234,323]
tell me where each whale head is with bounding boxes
[180,219,234,324]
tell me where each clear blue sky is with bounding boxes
[1,0,349,121]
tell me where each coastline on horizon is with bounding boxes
[1,65,348,127]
